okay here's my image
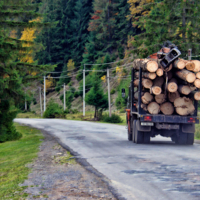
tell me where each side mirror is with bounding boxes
[122,88,125,98]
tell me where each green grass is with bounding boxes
[0,123,43,200]
[195,124,200,140]
[16,112,42,119]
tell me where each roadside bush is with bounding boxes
[110,89,115,95]
[71,109,79,114]
[43,99,63,118]
[32,98,37,105]
[102,113,123,123]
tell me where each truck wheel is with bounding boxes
[132,120,137,143]
[175,132,187,145]
[187,133,194,145]
[143,133,150,144]
[135,129,144,144]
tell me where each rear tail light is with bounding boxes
[188,117,196,123]
[144,116,152,121]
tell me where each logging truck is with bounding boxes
[124,47,200,145]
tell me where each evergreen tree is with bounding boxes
[0,0,53,142]
[85,77,108,118]
[129,0,200,58]
[71,0,93,64]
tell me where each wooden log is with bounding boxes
[194,79,200,88]
[189,91,200,101]
[196,72,200,79]
[155,93,166,104]
[136,102,147,111]
[173,59,185,69]
[174,97,195,116]
[185,61,195,71]
[147,102,160,114]
[151,76,164,95]
[178,85,192,95]
[135,72,156,80]
[168,91,180,103]
[156,68,164,77]
[133,78,153,89]
[176,69,196,83]
[134,59,158,72]
[167,78,178,93]
[193,60,200,72]
[141,92,153,104]
[134,91,144,100]
[160,102,174,115]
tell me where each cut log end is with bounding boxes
[148,73,157,80]
[147,102,160,115]
[194,79,200,88]
[142,79,153,89]
[178,85,191,95]
[174,97,195,116]
[196,72,200,79]
[186,73,196,83]
[194,92,200,101]
[168,91,180,103]
[167,82,178,93]
[155,93,166,104]
[151,86,162,95]
[160,102,174,115]
[146,61,159,72]
[141,92,153,104]
[174,59,185,69]
[193,60,200,72]
[156,68,164,77]
[185,61,195,71]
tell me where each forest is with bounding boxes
[1,0,200,141]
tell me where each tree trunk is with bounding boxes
[94,107,97,118]
[160,102,174,115]
[193,60,200,72]
[155,93,166,104]
[168,91,180,103]
[141,92,153,104]
[176,69,196,83]
[189,91,200,101]
[151,76,164,95]
[147,102,160,114]
[133,59,158,72]
[185,61,195,71]
[173,59,185,69]
[134,79,153,89]
[196,72,200,79]
[136,102,147,111]
[174,97,195,116]
[178,85,191,95]
[194,79,200,88]
[135,72,156,80]
[156,68,164,77]
[167,78,178,93]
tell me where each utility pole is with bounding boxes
[44,76,46,112]
[25,90,27,111]
[39,87,43,117]
[107,68,111,117]
[64,83,66,111]
[83,65,85,116]
[188,49,192,60]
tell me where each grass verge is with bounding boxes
[16,112,41,119]
[0,123,43,200]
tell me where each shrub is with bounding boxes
[102,113,123,123]
[110,89,115,95]
[74,91,79,98]
[33,98,37,105]
[43,99,63,118]
[71,109,79,114]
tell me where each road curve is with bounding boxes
[15,119,200,200]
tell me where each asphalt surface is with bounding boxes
[15,119,200,200]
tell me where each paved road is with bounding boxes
[15,119,200,200]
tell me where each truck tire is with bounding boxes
[135,125,144,144]
[132,120,137,143]
[187,133,194,145]
[175,132,187,145]
[143,133,151,144]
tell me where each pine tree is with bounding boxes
[129,0,200,58]
[70,0,93,64]
[85,77,108,118]
[0,0,53,142]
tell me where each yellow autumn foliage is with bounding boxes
[101,75,106,83]
[127,0,154,27]
[45,75,55,90]
[20,17,41,64]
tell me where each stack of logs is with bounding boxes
[133,58,200,116]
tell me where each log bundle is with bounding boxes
[132,58,200,116]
